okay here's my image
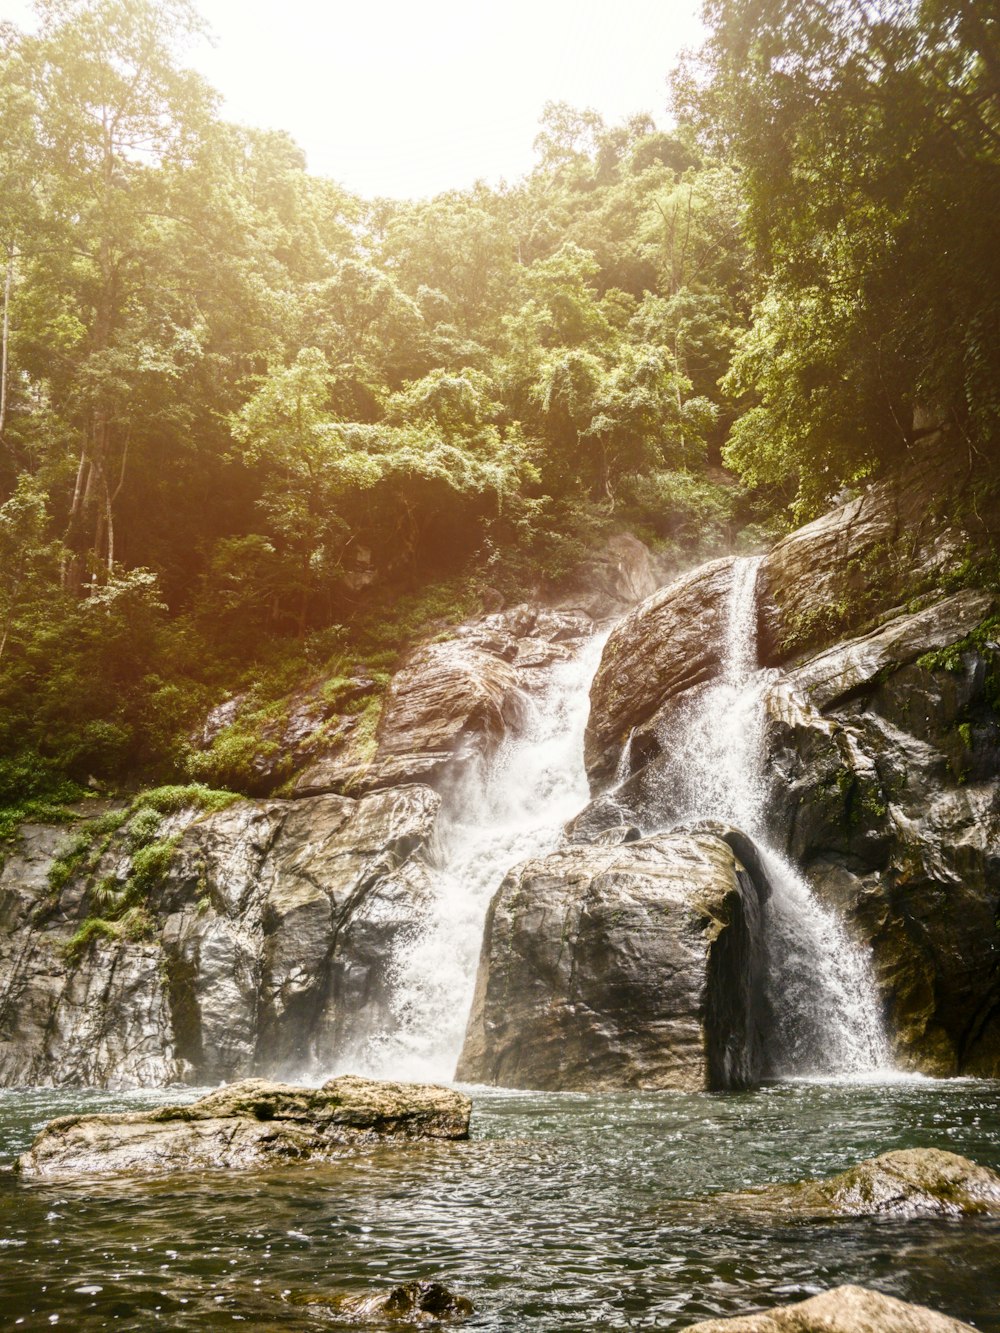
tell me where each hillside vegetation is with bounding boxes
[0,0,996,816]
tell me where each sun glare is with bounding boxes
[4,0,705,197]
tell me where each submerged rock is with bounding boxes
[340,1280,474,1323]
[682,1284,976,1332]
[16,1075,470,1178]
[457,831,768,1092]
[717,1148,1000,1220]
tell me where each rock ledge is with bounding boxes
[16,1075,471,1178]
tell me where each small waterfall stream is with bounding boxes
[343,633,609,1083]
[643,556,891,1075]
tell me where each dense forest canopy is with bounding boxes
[0,0,996,814]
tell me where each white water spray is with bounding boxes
[648,557,891,1075]
[341,634,608,1083]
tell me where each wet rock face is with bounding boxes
[0,786,441,1089]
[761,602,1000,1076]
[758,440,1000,665]
[293,605,598,798]
[16,1075,471,1178]
[585,556,738,786]
[457,831,769,1092]
[718,1148,1000,1221]
[683,1284,976,1333]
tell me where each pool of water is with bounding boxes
[1,1078,999,1329]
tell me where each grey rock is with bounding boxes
[682,1284,975,1332]
[785,590,995,711]
[557,531,665,619]
[457,831,768,1092]
[760,602,1000,1076]
[0,786,442,1089]
[16,1074,470,1178]
[759,439,999,665]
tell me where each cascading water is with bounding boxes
[646,556,891,1076]
[341,633,608,1084]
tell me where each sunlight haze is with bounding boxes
[4,0,705,197]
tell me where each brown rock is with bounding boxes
[682,1284,976,1332]
[294,640,523,796]
[16,1074,471,1178]
[585,556,738,785]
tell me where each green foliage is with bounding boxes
[130,783,240,816]
[64,907,154,962]
[687,0,1000,512]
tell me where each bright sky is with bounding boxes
[4,0,706,199]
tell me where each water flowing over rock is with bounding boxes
[0,603,610,1090]
[582,556,892,1078]
[346,631,608,1083]
[760,597,1000,1075]
[683,1285,976,1333]
[16,1075,470,1178]
[457,830,769,1092]
[585,555,739,786]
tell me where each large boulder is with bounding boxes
[683,1285,976,1332]
[556,531,665,619]
[456,831,769,1092]
[16,1075,470,1178]
[585,556,739,785]
[0,786,442,1088]
[717,1148,1000,1220]
[760,597,1000,1075]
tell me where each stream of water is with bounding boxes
[1,563,991,1328]
[2,1080,999,1329]
[637,557,891,1075]
[341,634,608,1083]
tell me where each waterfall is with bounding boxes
[646,556,891,1076]
[340,633,608,1084]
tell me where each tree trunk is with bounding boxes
[0,245,13,438]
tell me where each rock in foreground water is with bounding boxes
[16,1075,471,1178]
[682,1284,976,1331]
[718,1148,1000,1220]
[340,1281,474,1323]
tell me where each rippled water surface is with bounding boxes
[1,1080,999,1330]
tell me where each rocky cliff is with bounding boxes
[580,445,1000,1077]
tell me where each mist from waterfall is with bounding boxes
[645,557,892,1076]
[340,633,608,1084]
